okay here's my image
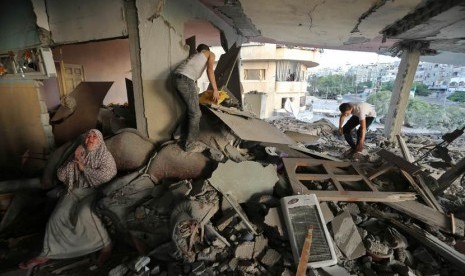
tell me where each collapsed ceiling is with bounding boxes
[199,0,465,60]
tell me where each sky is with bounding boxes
[317,49,400,68]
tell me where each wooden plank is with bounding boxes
[299,190,416,202]
[436,157,465,195]
[322,163,345,191]
[415,173,444,213]
[386,201,461,236]
[289,145,343,162]
[396,135,415,162]
[368,164,394,180]
[400,170,438,211]
[389,219,465,270]
[296,174,363,182]
[395,135,444,213]
[377,149,422,176]
[352,164,379,192]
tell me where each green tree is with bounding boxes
[312,74,356,98]
[412,82,431,96]
[444,106,465,130]
[405,99,447,129]
[380,81,394,92]
[447,91,465,102]
[366,90,391,119]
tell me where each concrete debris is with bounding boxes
[234,241,254,259]
[260,248,282,267]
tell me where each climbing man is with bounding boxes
[173,43,219,152]
[338,102,376,153]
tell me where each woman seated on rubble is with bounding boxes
[20,129,117,270]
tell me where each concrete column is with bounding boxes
[132,0,241,142]
[124,0,148,137]
[384,49,420,141]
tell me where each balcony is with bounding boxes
[275,81,307,93]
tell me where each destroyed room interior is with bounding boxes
[1,0,465,275]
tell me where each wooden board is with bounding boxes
[52,82,113,145]
[377,149,422,176]
[386,201,462,236]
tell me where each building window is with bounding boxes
[244,69,265,80]
[281,97,287,108]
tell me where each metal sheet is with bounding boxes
[207,107,295,144]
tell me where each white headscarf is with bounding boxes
[57,129,117,190]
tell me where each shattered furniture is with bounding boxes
[283,158,416,202]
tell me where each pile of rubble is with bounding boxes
[0,109,464,276]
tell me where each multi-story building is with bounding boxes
[239,43,320,118]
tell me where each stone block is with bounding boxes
[253,235,268,258]
[235,241,255,259]
[260,248,282,267]
[331,211,366,260]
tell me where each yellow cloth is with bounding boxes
[199,90,229,105]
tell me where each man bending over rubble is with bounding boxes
[338,102,376,153]
[173,43,219,152]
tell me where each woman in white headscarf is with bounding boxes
[20,129,117,269]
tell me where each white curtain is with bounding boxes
[276,61,303,81]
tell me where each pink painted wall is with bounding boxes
[53,38,131,105]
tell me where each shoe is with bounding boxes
[19,257,49,270]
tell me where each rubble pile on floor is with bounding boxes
[1,111,465,276]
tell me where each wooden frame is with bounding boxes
[283,158,416,202]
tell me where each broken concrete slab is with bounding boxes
[105,129,154,171]
[331,211,366,260]
[208,160,278,203]
[206,107,295,145]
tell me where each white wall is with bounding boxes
[46,0,128,44]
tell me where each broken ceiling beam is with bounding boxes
[386,201,464,236]
[283,158,416,203]
[205,107,295,145]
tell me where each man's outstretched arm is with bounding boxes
[356,119,367,152]
[206,52,219,103]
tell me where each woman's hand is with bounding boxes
[74,146,85,171]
